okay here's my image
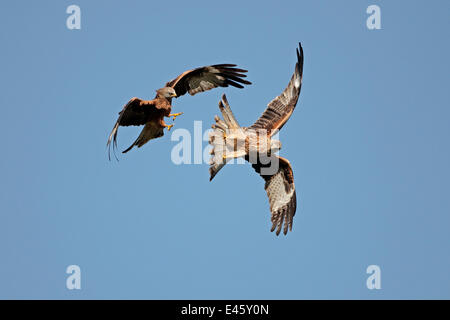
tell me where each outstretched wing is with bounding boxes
[107,97,160,160]
[252,156,296,236]
[249,43,303,135]
[166,64,251,97]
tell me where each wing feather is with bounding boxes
[166,64,252,97]
[249,43,304,135]
[252,156,296,236]
[106,97,160,160]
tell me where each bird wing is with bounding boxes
[165,64,251,97]
[252,156,296,236]
[107,97,160,160]
[249,43,303,136]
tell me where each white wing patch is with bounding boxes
[266,171,294,212]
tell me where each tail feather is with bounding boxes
[209,94,246,181]
[208,122,228,181]
[122,139,137,154]
[218,94,240,129]
[122,122,164,154]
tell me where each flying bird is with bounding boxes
[208,43,304,235]
[107,64,252,159]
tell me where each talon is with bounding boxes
[166,124,174,131]
[169,112,183,121]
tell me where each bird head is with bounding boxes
[156,87,177,99]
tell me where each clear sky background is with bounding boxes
[0,0,449,299]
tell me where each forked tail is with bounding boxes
[208,94,246,181]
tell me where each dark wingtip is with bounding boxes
[225,79,245,89]
[238,79,252,85]
[296,42,304,77]
[213,63,238,68]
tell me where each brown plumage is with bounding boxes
[249,44,303,134]
[208,43,304,235]
[107,64,251,160]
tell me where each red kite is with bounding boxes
[107,64,251,159]
[209,43,304,235]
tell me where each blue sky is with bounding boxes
[0,0,449,299]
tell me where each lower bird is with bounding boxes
[107,63,251,160]
[208,43,304,235]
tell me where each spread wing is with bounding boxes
[249,43,303,135]
[252,156,296,236]
[107,97,161,160]
[165,64,251,97]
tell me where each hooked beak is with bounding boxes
[171,92,178,98]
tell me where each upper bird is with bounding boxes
[208,43,303,236]
[107,64,252,160]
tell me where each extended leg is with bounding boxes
[162,120,174,131]
[168,112,183,121]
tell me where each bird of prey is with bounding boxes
[107,64,252,159]
[208,43,304,235]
